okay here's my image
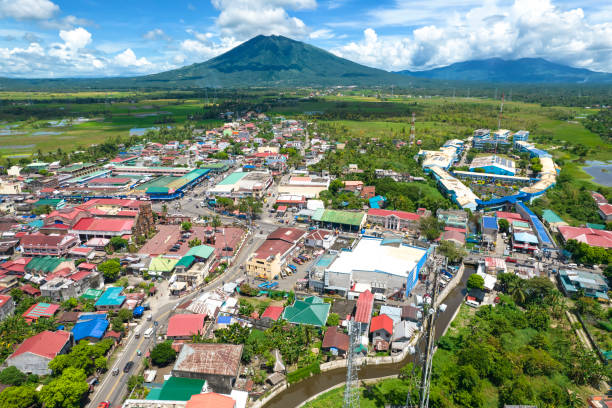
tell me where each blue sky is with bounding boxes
[0,0,611,77]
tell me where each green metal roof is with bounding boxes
[176,255,195,269]
[146,187,170,194]
[218,171,247,186]
[59,162,94,172]
[34,198,62,208]
[542,209,564,224]
[148,377,206,401]
[282,296,330,327]
[81,288,103,300]
[185,245,215,259]
[25,256,67,273]
[149,256,179,273]
[312,209,365,227]
[586,223,606,230]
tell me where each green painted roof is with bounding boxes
[59,162,94,172]
[542,209,564,224]
[176,255,195,269]
[185,245,215,259]
[312,209,365,227]
[25,256,67,273]
[512,220,531,229]
[218,171,247,186]
[148,377,206,401]
[34,198,62,208]
[149,256,179,273]
[282,296,330,327]
[201,163,228,170]
[586,223,606,230]
[146,186,170,194]
[81,288,103,300]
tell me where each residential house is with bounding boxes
[166,314,206,340]
[558,269,609,301]
[391,320,418,352]
[370,314,393,351]
[95,287,126,310]
[304,229,336,249]
[22,302,59,323]
[354,290,374,333]
[0,294,15,321]
[282,296,330,327]
[172,343,243,394]
[322,326,349,356]
[5,330,72,375]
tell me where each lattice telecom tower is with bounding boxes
[409,112,416,146]
[343,320,362,408]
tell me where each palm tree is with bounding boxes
[211,215,221,232]
[509,278,527,305]
[567,390,583,408]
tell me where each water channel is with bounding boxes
[264,266,474,408]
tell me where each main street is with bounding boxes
[89,181,282,408]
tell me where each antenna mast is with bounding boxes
[410,112,416,146]
[343,320,362,408]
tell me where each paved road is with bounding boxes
[90,205,278,407]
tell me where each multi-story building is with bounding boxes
[20,233,79,257]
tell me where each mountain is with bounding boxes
[396,58,612,84]
[138,34,413,87]
[0,35,420,90]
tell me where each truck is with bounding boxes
[374,293,387,302]
[134,328,141,338]
[143,327,154,338]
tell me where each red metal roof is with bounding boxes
[599,203,612,216]
[9,330,70,360]
[261,306,284,321]
[78,263,96,270]
[368,208,420,220]
[69,270,91,281]
[370,314,393,334]
[354,290,374,324]
[0,295,12,308]
[186,393,235,408]
[22,302,59,321]
[252,239,294,260]
[19,284,40,296]
[495,211,525,221]
[322,326,349,351]
[72,217,134,232]
[267,227,306,243]
[559,226,612,249]
[166,313,206,337]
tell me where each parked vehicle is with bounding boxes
[505,257,517,263]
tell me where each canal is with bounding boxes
[264,266,473,408]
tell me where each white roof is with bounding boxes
[477,271,497,291]
[307,199,325,210]
[326,237,427,277]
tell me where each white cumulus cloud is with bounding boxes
[143,28,170,41]
[333,0,612,72]
[114,48,151,67]
[212,0,315,40]
[0,0,59,20]
[59,27,91,50]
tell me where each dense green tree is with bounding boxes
[98,259,121,282]
[181,221,192,232]
[498,218,510,233]
[40,367,89,408]
[420,216,443,241]
[467,274,485,290]
[0,366,27,386]
[438,240,466,263]
[150,341,176,367]
[326,313,340,327]
[0,385,37,408]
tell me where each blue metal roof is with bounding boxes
[217,315,232,324]
[72,318,109,342]
[482,216,498,230]
[517,202,553,245]
[513,231,539,244]
[78,313,107,322]
[95,287,126,307]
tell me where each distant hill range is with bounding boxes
[396,58,612,84]
[1,36,611,90]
